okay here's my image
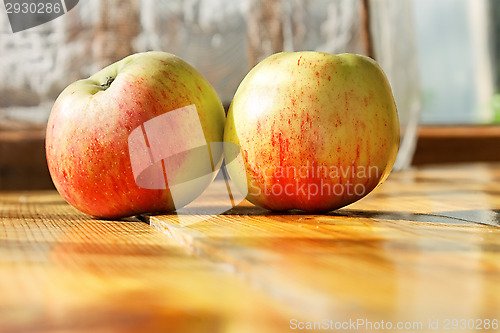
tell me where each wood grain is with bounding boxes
[1,164,500,332]
[149,163,500,327]
[413,126,500,165]
[0,126,53,190]
[0,192,297,332]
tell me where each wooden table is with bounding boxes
[1,163,500,332]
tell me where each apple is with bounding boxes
[224,52,399,212]
[46,51,225,219]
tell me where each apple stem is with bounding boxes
[101,76,115,90]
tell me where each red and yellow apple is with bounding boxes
[46,51,225,219]
[224,52,399,212]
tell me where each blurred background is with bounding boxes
[0,0,499,190]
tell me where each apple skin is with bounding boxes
[224,52,399,212]
[46,51,225,219]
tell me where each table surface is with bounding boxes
[1,163,500,333]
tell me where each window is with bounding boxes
[414,0,499,124]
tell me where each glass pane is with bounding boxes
[413,0,496,124]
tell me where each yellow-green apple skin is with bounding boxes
[46,51,225,219]
[224,52,399,212]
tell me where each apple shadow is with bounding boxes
[329,208,500,227]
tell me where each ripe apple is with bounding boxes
[46,51,225,219]
[224,52,399,212]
